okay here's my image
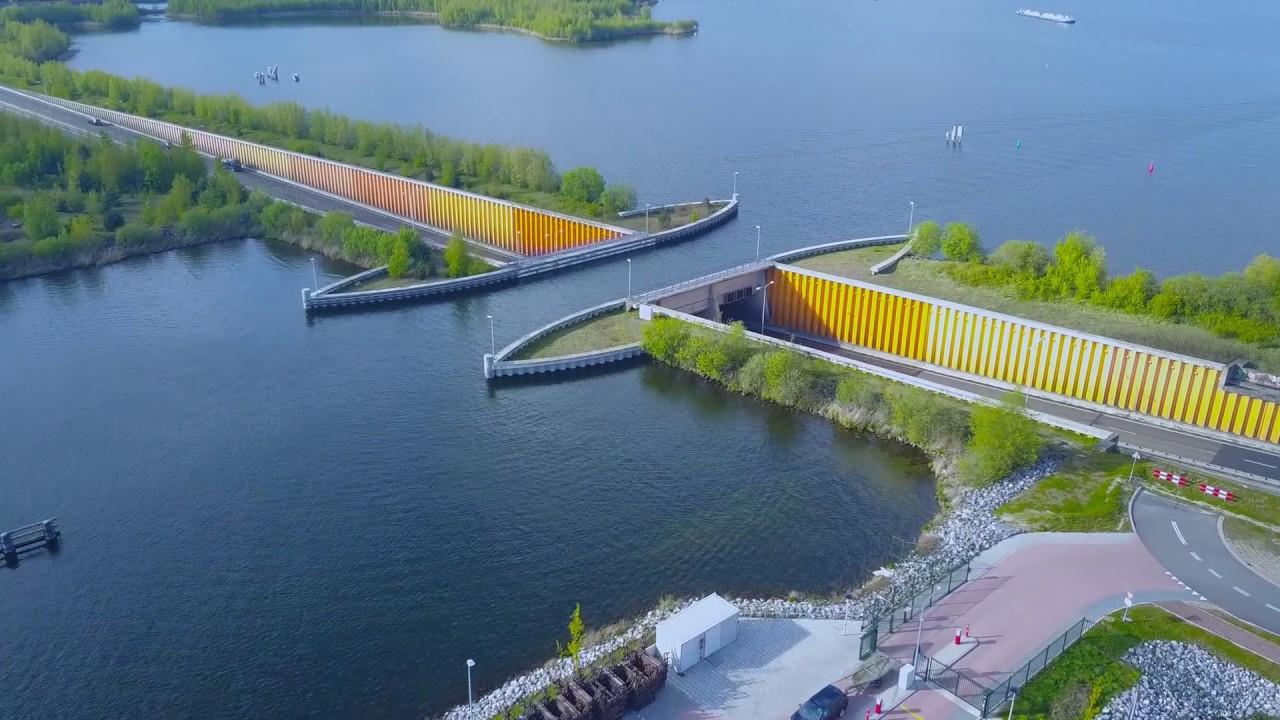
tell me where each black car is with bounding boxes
[87,117,104,126]
[792,684,848,720]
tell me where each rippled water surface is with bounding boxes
[3,0,1278,716]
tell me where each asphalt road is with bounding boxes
[0,88,519,264]
[768,330,1280,486]
[1131,490,1280,635]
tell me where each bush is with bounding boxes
[941,222,983,262]
[960,394,1043,486]
[560,167,605,205]
[640,316,691,363]
[1097,268,1157,314]
[910,220,942,256]
[102,209,125,231]
[990,240,1050,276]
[601,183,637,215]
[887,386,969,451]
[114,222,158,248]
[761,350,816,409]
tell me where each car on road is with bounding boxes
[792,685,848,720]
[221,158,242,172]
[87,117,105,126]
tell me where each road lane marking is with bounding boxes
[1209,569,1223,579]
[1235,586,1251,597]
[1243,459,1279,469]
[1190,551,1202,561]
[1267,604,1280,612]
[1172,521,1187,545]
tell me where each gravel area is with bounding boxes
[1223,528,1280,588]
[437,455,1066,719]
[1096,641,1280,720]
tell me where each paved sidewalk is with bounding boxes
[1159,601,1280,665]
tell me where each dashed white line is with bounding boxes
[1172,521,1187,545]
[1209,569,1223,579]
[1190,551,1202,561]
[1234,586,1251,597]
[1267,604,1280,613]
[1242,459,1279,469]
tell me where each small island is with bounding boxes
[165,0,698,42]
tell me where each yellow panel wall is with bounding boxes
[767,266,1280,444]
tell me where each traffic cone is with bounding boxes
[954,629,961,645]
[875,699,883,714]
[865,709,871,720]
[965,624,970,639]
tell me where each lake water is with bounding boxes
[4,0,1277,717]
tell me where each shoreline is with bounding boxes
[164,10,697,43]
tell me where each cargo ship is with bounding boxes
[1016,9,1076,23]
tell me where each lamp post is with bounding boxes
[1007,689,1019,720]
[913,584,944,669]
[466,658,476,717]
[908,200,915,237]
[759,280,774,333]
[486,315,495,357]
[645,203,650,233]
[310,257,319,290]
[626,258,632,301]
[517,230,522,253]
[733,171,739,196]
[754,225,762,260]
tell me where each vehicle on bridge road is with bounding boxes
[221,158,242,172]
[87,117,105,126]
[792,684,848,720]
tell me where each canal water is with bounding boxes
[2,0,1277,717]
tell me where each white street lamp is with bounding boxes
[908,200,915,237]
[733,171,739,196]
[913,584,944,669]
[466,658,476,717]
[758,280,775,333]
[310,257,319,290]
[626,258,632,301]
[754,225,762,260]
[486,315,495,357]
[645,203,650,233]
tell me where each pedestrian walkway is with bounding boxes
[1158,601,1280,665]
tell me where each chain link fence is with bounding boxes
[980,616,1094,715]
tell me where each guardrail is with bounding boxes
[1117,442,1279,493]
[487,299,640,379]
[304,267,519,309]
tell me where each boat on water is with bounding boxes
[1016,9,1075,23]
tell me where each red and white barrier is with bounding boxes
[954,629,962,645]
[964,624,970,639]
[875,699,883,714]
[1199,484,1237,502]
[1152,469,1188,486]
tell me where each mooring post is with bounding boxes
[1,531,15,559]
[41,519,58,542]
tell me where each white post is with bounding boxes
[486,315,495,357]
[733,171,738,196]
[310,257,318,289]
[645,203,650,233]
[466,658,476,717]
[759,280,774,333]
[755,225,762,260]
[1127,450,1141,483]
[1007,691,1017,720]
[907,201,915,237]
[913,584,942,669]
[517,230,522,252]
[626,258,632,301]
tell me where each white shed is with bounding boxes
[656,593,740,673]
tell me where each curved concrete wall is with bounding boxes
[767,264,1280,444]
[34,94,627,256]
[486,299,643,378]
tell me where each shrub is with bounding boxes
[640,316,690,363]
[960,394,1043,486]
[990,240,1050,276]
[941,222,983,262]
[114,222,158,248]
[887,386,969,450]
[910,220,942,256]
[102,209,125,231]
[560,167,605,205]
[733,352,769,395]
[761,350,816,408]
[1097,268,1157,314]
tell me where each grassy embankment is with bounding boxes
[794,246,1280,372]
[164,0,698,43]
[1011,606,1280,720]
[511,308,645,360]
[611,200,728,234]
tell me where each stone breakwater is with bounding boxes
[1096,641,1280,719]
[437,456,1063,719]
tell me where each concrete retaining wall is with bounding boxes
[486,298,642,379]
[870,241,913,274]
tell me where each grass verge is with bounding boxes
[790,241,907,281]
[1135,461,1280,530]
[1221,517,1280,587]
[512,309,645,360]
[612,201,726,233]
[825,257,1280,371]
[1013,606,1280,720]
[995,452,1134,532]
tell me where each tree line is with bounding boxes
[642,317,1045,489]
[0,0,141,31]
[910,222,1280,346]
[0,112,449,281]
[164,0,696,41]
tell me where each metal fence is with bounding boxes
[858,560,972,660]
[918,654,988,710]
[979,616,1094,715]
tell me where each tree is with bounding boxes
[102,209,125,231]
[560,166,605,204]
[138,140,172,193]
[387,237,411,278]
[156,174,195,225]
[567,604,584,675]
[1097,268,1158,314]
[601,183,637,215]
[443,230,472,278]
[941,223,983,262]
[990,240,1051,276]
[910,220,942,256]
[318,210,354,247]
[22,193,60,241]
[1039,231,1106,301]
[962,393,1043,486]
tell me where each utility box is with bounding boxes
[656,593,740,673]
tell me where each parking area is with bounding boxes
[628,617,869,720]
